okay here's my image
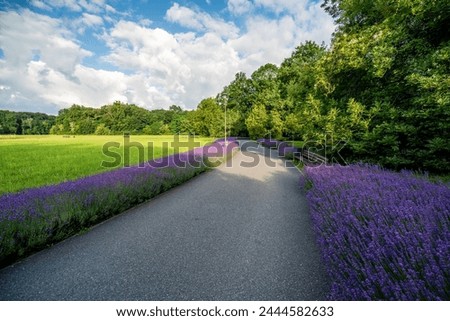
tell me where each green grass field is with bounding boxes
[0,135,212,195]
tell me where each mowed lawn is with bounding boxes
[0,135,212,195]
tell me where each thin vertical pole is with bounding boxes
[224,105,227,145]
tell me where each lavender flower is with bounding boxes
[301,164,450,300]
[214,137,237,143]
[0,141,238,266]
[258,138,281,148]
[278,143,298,158]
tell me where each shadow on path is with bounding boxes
[0,140,330,300]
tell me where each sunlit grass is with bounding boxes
[291,141,305,148]
[0,135,212,194]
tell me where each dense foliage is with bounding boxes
[49,102,191,135]
[2,0,448,174]
[214,0,449,174]
[302,164,450,300]
[319,0,450,173]
[0,110,56,134]
[47,100,232,137]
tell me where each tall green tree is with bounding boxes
[251,64,283,112]
[217,72,253,136]
[245,104,269,139]
[278,41,328,109]
[321,0,450,172]
[193,98,224,137]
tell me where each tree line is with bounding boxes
[49,103,190,135]
[0,110,56,135]
[215,0,449,174]
[1,0,448,174]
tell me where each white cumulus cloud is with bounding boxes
[165,3,239,39]
[0,10,116,112]
[0,1,335,114]
[102,20,240,108]
[0,10,91,77]
[227,0,254,15]
[30,0,52,11]
[81,13,103,26]
[31,0,110,13]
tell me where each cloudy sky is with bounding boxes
[0,0,335,114]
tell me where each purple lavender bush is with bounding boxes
[258,138,280,148]
[0,141,238,267]
[283,147,298,158]
[301,164,450,300]
[277,142,290,156]
[278,143,298,158]
[214,137,237,143]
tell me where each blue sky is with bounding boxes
[0,0,335,114]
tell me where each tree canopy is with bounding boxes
[0,110,55,135]
[1,0,448,174]
[213,0,449,174]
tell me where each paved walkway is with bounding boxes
[0,141,329,300]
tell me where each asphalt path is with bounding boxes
[0,141,330,300]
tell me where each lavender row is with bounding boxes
[301,164,450,300]
[257,138,281,148]
[257,138,299,158]
[0,140,238,266]
[214,137,238,143]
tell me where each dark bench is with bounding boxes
[294,149,327,165]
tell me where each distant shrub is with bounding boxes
[94,124,111,135]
